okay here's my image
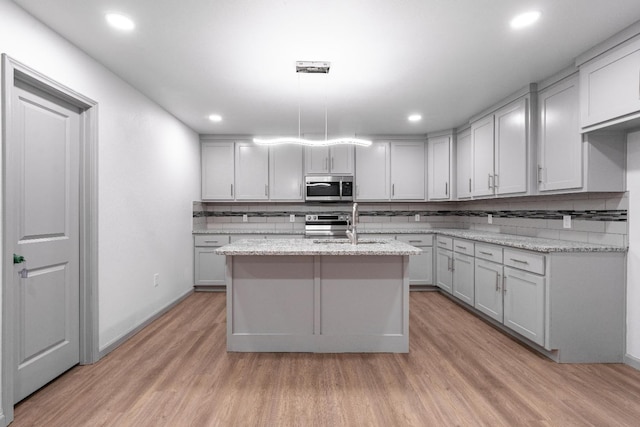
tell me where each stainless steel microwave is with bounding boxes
[305,175,353,202]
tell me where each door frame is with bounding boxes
[1,55,99,424]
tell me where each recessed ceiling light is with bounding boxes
[105,13,135,31]
[408,114,422,122]
[510,11,541,29]
[208,114,223,122]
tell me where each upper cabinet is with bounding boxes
[538,73,626,194]
[455,128,472,200]
[201,140,304,202]
[305,145,354,175]
[470,87,535,198]
[428,133,454,201]
[202,141,235,200]
[579,36,640,131]
[355,140,425,201]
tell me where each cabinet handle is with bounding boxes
[509,258,529,264]
[451,258,455,272]
[265,184,268,196]
[494,174,499,189]
[537,165,543,184]
[468,178,471,193]
[438,242,448,247]
[231,184,234,197]
[409,240,422,243]
[503,274,507,293]
[488,174,493,190]
[496,273,500,291]
[299,183,302,197]
[455,245,467,250]
[445,182,448,196]
[331,157,335,170]
[392,184,395,196]
[479,251,492,256]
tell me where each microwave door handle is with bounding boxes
[307,183,331,187]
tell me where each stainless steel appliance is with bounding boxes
[305,175,353,202]
[304,213,349,238]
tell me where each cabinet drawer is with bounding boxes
[436,236,453,250]
[194,235,230,247]
[504,249,545,275]
[397,234,433,246]
[453,239,474,255]
[475,244,503,263]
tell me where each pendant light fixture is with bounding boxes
[253,61,372,147]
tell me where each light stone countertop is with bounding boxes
[196,228,626,253]
[215,238,422,256]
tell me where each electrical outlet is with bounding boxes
[242,214,248,222]
[488,214,493,224]
[289,214,295,223]
[153,273,159,287]
[414,214,420,222]
[563,215,572,229]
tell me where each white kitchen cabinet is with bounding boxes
[435,237,453,294]
[456,127,472,199]
[538,74,582,192]
[474,258,503,322]
[269,144,304,200]
[194,235,230,290]
[503,266,545,346]
[580,36,640,130]
[427,134,453,200]
[538,74,627,194]
[305,145,354,174]
[201,142,235,200]
[397,235,433,286]
[471,88,534,198]
[355,142,390,200]
[452,239,474,306]
[391,141,426,200]
[235,142,269,200]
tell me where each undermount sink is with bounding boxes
[312,239,385,245]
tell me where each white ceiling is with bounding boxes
[11,0,640,137]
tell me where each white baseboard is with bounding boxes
[624,353,640,371]
[98,288,193,359]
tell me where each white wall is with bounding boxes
[627,130,640,359]
[0,0,200,359]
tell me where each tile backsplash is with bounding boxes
[194,192,629,247]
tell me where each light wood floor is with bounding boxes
[12,291,640,426]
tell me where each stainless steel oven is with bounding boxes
[305,175,353,202]
[304,214,349,238]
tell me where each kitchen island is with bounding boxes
[215,238,422,353]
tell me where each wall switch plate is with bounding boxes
[290,214,295,223]
[242,214,248,222]
[414,214,420,222]
[563,215,572,229]
[153,273,159,287]
[488,214,493,224]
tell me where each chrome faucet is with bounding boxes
[346,202,359,245]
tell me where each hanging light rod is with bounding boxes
[253,137,372,147]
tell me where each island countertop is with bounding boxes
[215,238,422,256]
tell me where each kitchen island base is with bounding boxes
[225,254,409,353]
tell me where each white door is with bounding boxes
[304,146,329,174]
[355,142,390,200]
[435,248,453,294]
[456,129,472,199]
[474,259,503,322]
[503,267,545,346]
[328,145,354,174]
[201,142,235,200]
[471,115,495,197]
[452,253,474,306]
[494,98,528,195]
[391,141,425,200]
[235,142,269,200]
[269,144,303,200]
[427,136,450,200]
[10,82,81,402]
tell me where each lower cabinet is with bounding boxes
[474,258,503,322]
[503,266,545,345]
[435,236,454,294]
[396,234,433,286]
[452,239,474,306]
[194,235,230,290]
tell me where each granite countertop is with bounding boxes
[215,238,422,256]
[196,228,626,253]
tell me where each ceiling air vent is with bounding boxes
[296,61,331,74]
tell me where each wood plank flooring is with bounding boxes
[13,291,640,426]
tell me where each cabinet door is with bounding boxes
[471,115,495,197]
[456,129,472,199]
[194,247,226,286]
[436,248,453,294]
[503,267,545,346]
[201,142,235,200]
[427,136,451,200]
[329,145,354,174]
[580,39,640,129]
[355,142,390,200]
[409,246,433,285]
[235,143,269,200]
[392,141,426,200]
[494,98,528,195]
[305,146,329,174]
[269,144,303,200]
[474,259,503,322]
[538,76,582,192]
[453,253,474,306]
